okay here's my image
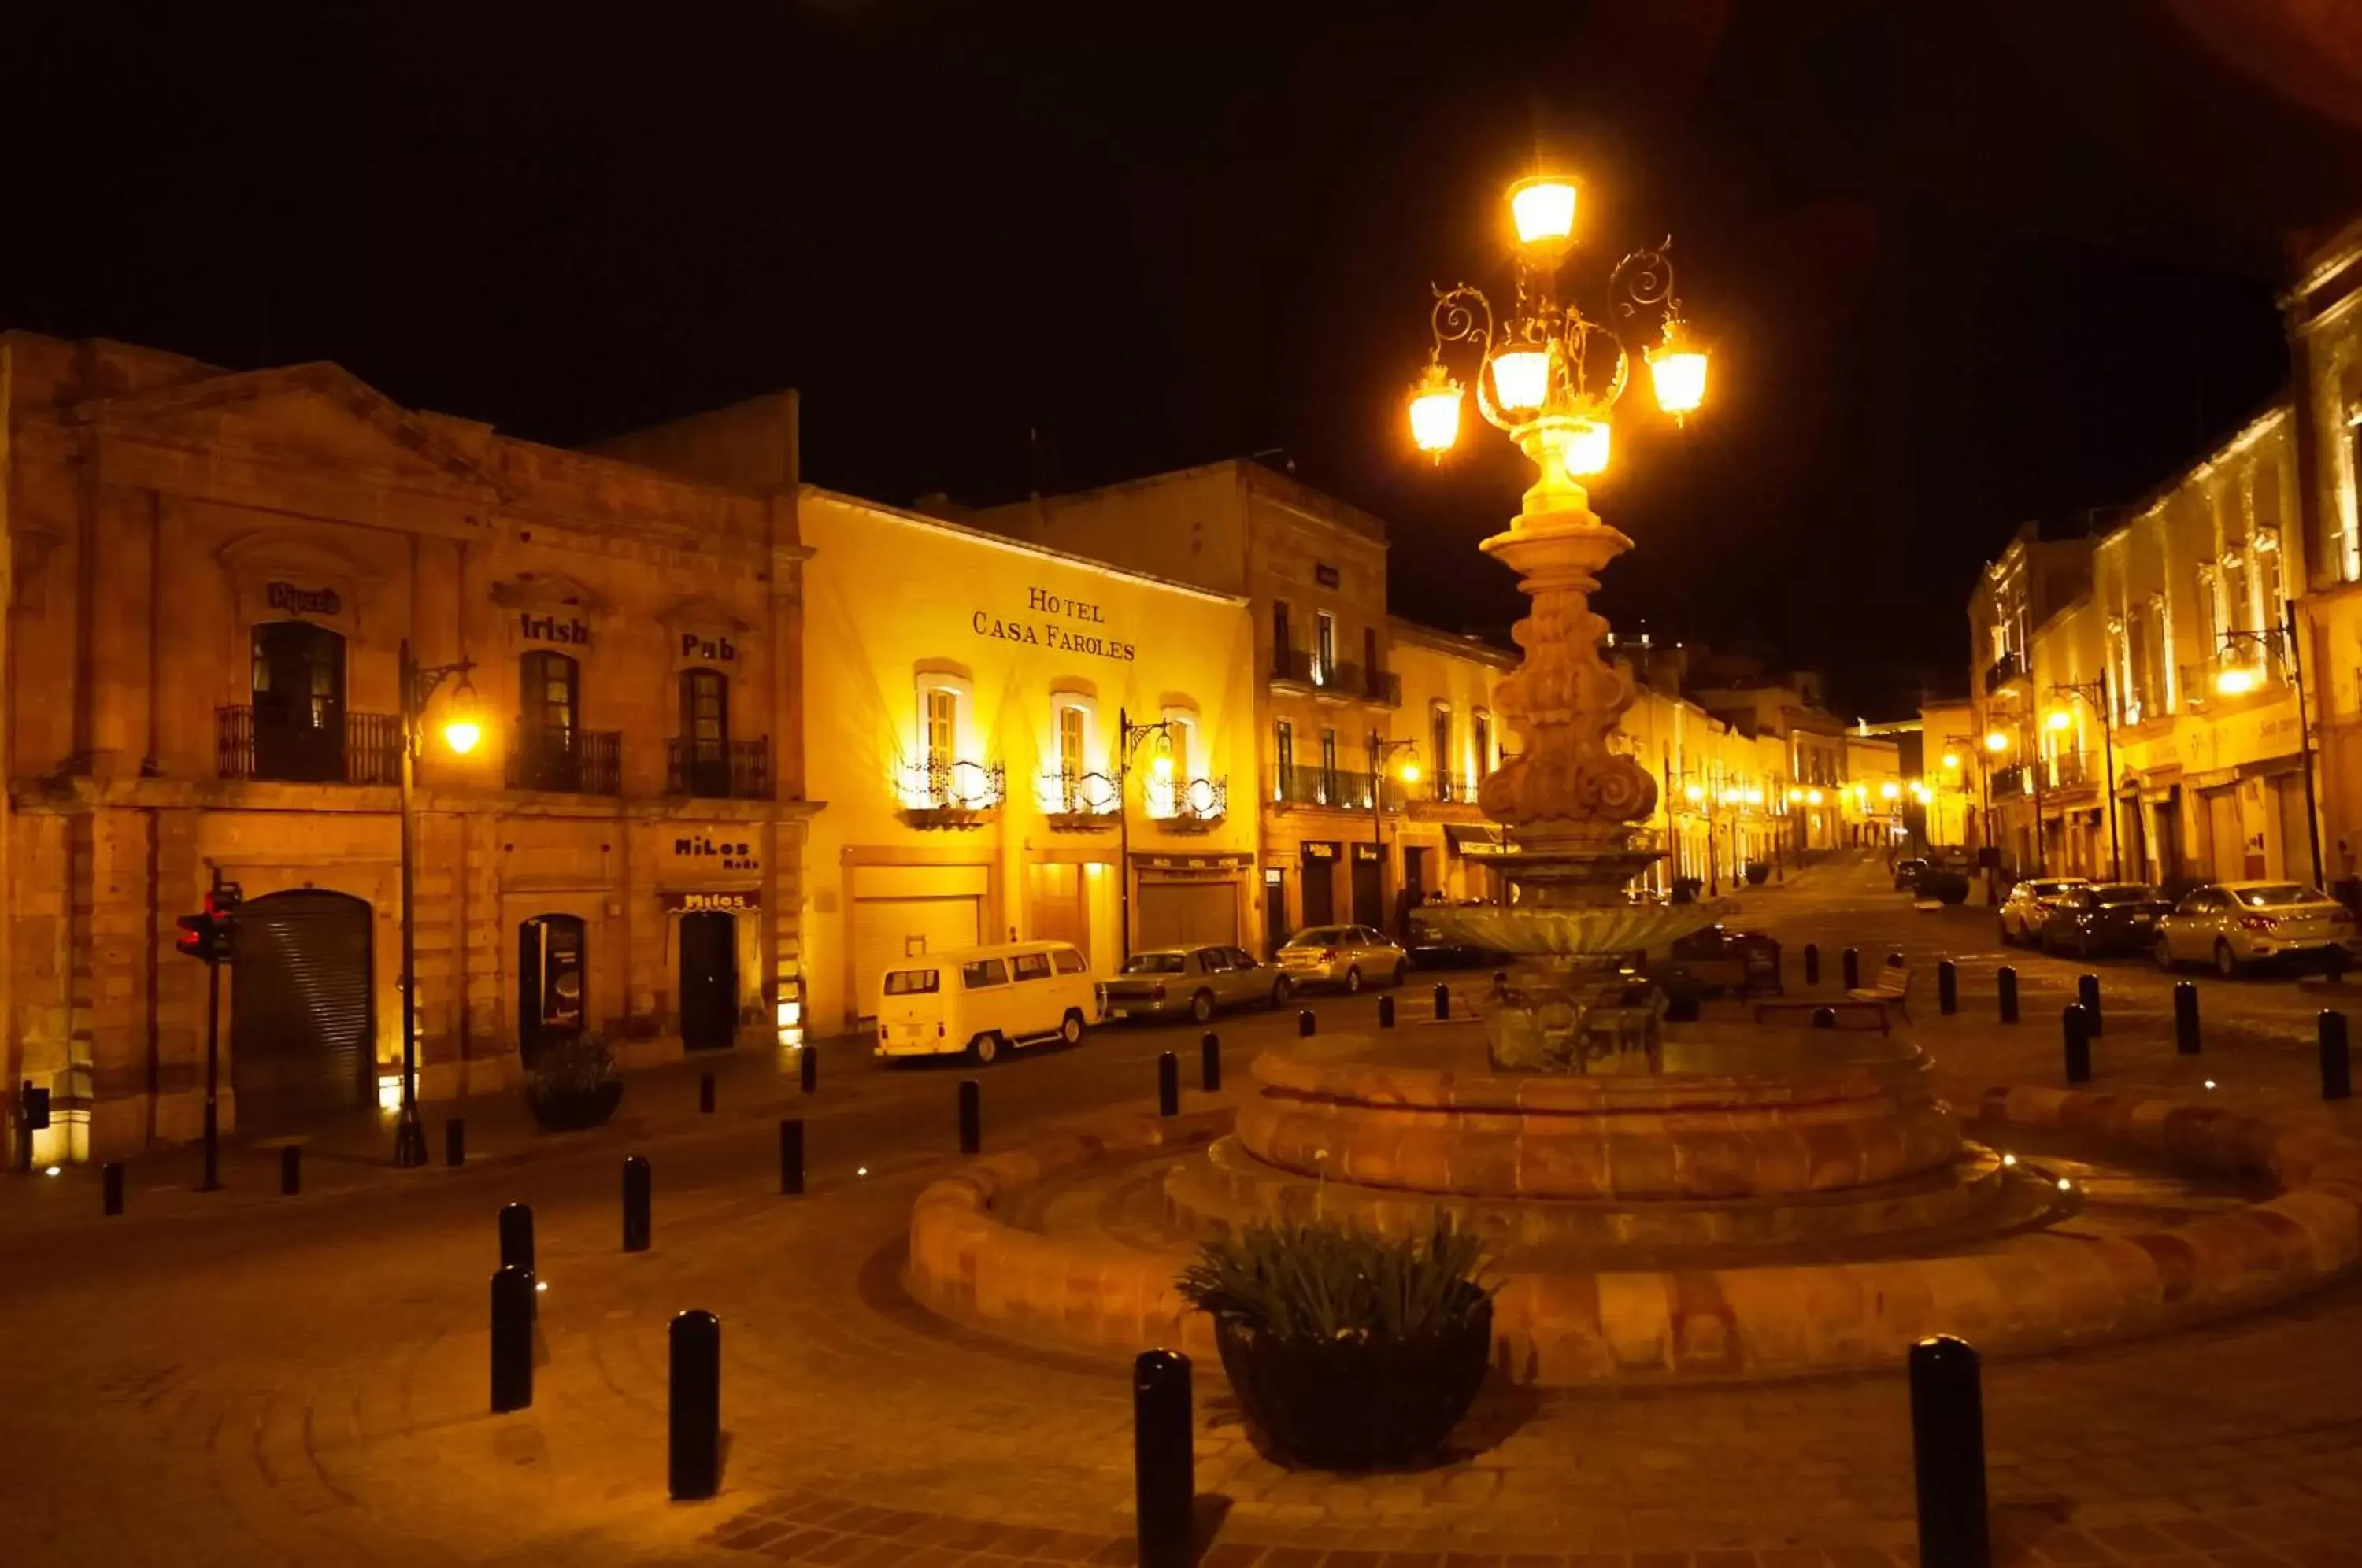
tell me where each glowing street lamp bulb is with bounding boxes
[2215,664,2260,697]
[1745,787,1764,806]
[1786,787,1804,804]
[1942,752,1960,770]
[1683,782,1705,804]
[2045,708,2072,732]
[1647,318,1708,418]
[442,717,483,755]
[2001,1153,2017,1167]
[1398,759,1422,784]
[1488,344,1550,416]
[1806,788,1823,805]
[1406,364,1464,457]
[1984,730,2010,753]
[1564,419,1611,477]
[1151,753,1174,783]
[1879,781,1900,801]
[1507,175,1578,253]
[2056,1177,2074,1192]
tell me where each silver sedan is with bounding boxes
[1275,924,1409,993]
[2154,881,2358,976]
[1100,945,1292,1025]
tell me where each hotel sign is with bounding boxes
[972,586,1137,662]
[266,581,342,616]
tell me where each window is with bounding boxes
[1431,704,1453,796]
[1011,952,1052,982]
[1320,728,1338,801]
[1201,948,1235,971]
[1124,952,1187,974]
[1275,719,1294,794]
[250,621,347,782]
[1474,709,1492,775]
[1051,948,1087,975]
[1315,612,1337,683]
[883,968,940,996]
[1224,947,1257,970]
[1272,601,1292,671]
[925,686,957,770]
[1057,703,1087,780]
[1165,713,1191,781]
[1363,627,1379,681]
[679,667,732,796]
[961,958,1009,989]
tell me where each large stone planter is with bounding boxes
[529,1079,622,1132]
[1212,1298,1492,1470]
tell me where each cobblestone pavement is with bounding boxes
[6,854,2362,1566]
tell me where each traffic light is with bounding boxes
[175,885,242,964]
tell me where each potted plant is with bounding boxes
[1922,869,1971,905]
[1177,1218,1493,1470]
[1670,875,1703,905]
[527,1034,623,1132]
[1743,860,1770,886]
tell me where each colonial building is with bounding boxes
[1388,619,1515,911]
[792,488,1256,1034]
[969,462,1423,945]
[0,335,812,1163]
[2289,215,2362,893]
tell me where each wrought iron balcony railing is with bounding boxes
[1272,765,1389,811]
[1148,775,1228,830]
[1270,645,1319,686]
[1039,768,1120,824]
[898,756,1006,818]
[216,705,402,786]
[1983,649,2028,693]
[667,737,772,801]
[506,725,621,796]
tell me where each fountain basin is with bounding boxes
[1238,1030,1959,1201]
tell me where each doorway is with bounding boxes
[250,621,346,782]
[1402,845,1430,921]
[1299,845,1337,927]
[1350,846,1383,930]
[1262,870,1287,956]
[678,912,739,1052]
[517,915,587,1065]
[229,889,374,1127]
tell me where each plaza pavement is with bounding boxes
[5,854,2361,1566]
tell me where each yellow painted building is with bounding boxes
[2290,216,2362,893]
[796,489,1256,1034]
[1387,619,1516,911]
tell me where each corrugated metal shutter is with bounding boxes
[1137,881,1238,950]
[231,890,374,1129]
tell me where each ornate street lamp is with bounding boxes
[2045,672,2120,881]
[394,639,479,1168]
[1402,168,1708,908]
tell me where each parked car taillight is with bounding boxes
[1321,947,1338,960]
[2238,915,2279,931]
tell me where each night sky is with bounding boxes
[7,2,2361,718]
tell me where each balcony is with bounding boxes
[1983,649,2028,694]
[505,725,621,796]
[1038,768,1120,830]
[1271,645,1318,688]
[2180,644,2287,712]
[897,756,1005,828]
[1148,775,1228,832]
[1430,773,1479,804]
[666,737,773,801]
[2044,750,2096,791]
[1329,660,1401,705]
[1272,765,1386,812]
[1992,763,2029,797]
[216,706,402,786]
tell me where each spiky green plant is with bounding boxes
[1175,1217,1492,1343]
[528,1034,618,1099]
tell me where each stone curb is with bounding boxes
[903,1085,2362,1385]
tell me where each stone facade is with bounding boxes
[0,335,811,1162]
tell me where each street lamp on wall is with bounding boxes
[394,639,478,1169]
[2047,671,2120,882]
[1114,708,1171,963]
[1369,737,1421,936]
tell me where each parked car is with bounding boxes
[874,940,1096,1064]
[1100,945,1292,1024]
[2153,881,2359,976]
[1892,857,1930,891]
[1997,877,2092,945]
[2041,882,2172,959]
[1276,925,1409,993]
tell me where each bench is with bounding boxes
[1752,960,1912,1033]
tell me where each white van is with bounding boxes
[874,940,1098,1063]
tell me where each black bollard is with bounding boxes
[1435,982,1451,1020]
[1938,960,1958,1017]
[1997,966,2019,1025]
[699,1071,716,1115]
[1200,1031,1221,1093]
[1493,970,1509,999]
[2174,982,2201,1056]
[280,1145,301,1196]
[2063,1004,2093,1085]
[1842,947,1861,991]
[1297,1008,1315,1037]
[499,1200,535,1274]
[490,1265,535,1414]
[1812,1006,1837,1029]
[446,1118,466,1167]
[798,1044,816,1095]
[1890,949,1906,971]
[1908,1335,1990,1568]
[958,1078,981,1155]
[1804,942,1820,986]
[2077,973,2103,1037]
[1157,1052,1179,1118]
[779,1118,805,1196]
[1133,1350,1194,1568]
[2322,1010,2353,1102]
[623,1155,652,1253]
[668,1310,723,1501]
[1378,993,1396,1029]
[2332,946,2351,987]
[102,1162,124,1217]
